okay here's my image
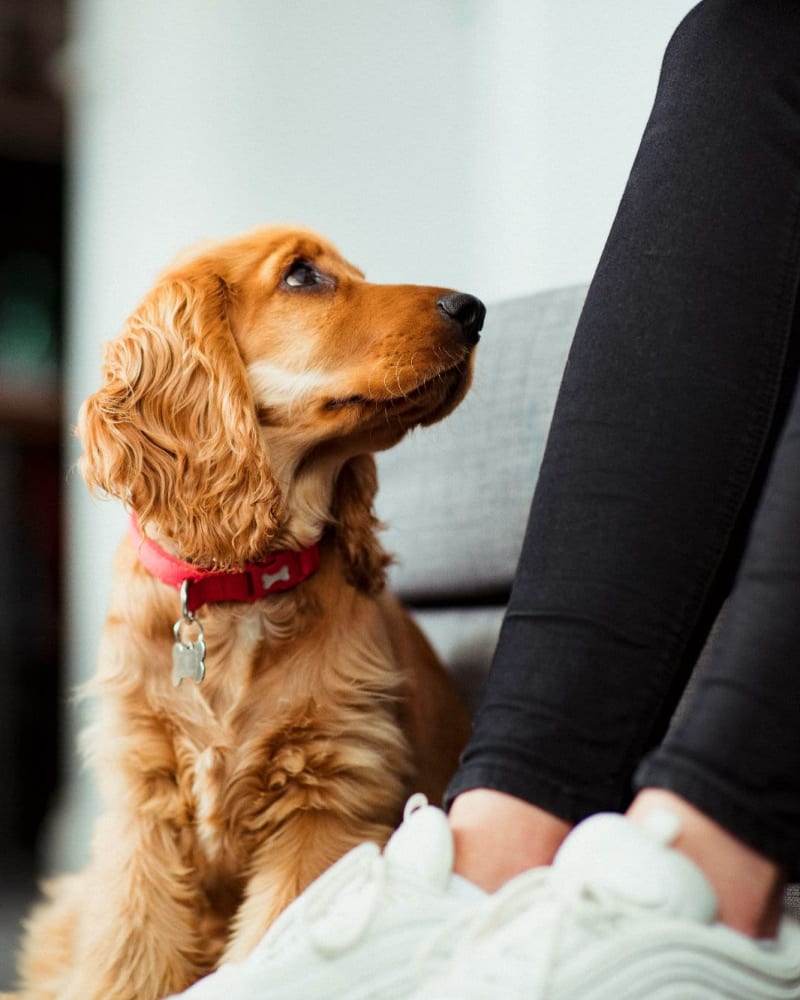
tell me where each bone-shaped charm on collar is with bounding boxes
[262,565,291,590]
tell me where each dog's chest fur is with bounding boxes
[191,744,231,863]
[157,616,290,864]
[177,695,311,871]
[177,716,318,884]
[167,605,404,876]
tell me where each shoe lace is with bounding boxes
[299,842,482,985]
[414,898,491,982]
[423,866,630,998]
[299,844,388,958]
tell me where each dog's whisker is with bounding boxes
[394,358,407,399]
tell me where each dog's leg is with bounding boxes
[221,809,394,964]
[30,813,208,1000]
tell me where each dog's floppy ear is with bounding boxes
[78,271,281,568]
[331,454,391,595]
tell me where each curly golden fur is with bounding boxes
[12,226,478,999]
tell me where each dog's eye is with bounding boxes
[283,261,320,288]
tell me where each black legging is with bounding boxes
[446,0,800,872]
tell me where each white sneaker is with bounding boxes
[413,810,800,999]
[169,795,485,1000]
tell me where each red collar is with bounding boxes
[129,514,321,614]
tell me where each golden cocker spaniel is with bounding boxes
[14,226,484,999]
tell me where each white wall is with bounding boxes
[53,0,695,870]
[470,2,696,298]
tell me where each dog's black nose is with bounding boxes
[437,292,486,346]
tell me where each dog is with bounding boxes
[13,226,483,999]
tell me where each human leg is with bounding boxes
[632,306,800,875]
[426,346,800,991]
[628,789,787,937]
[627,253,800,934]
[448,0,800,910]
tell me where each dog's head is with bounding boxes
[78,226,483,574]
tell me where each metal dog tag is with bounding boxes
[172,580,206,686]
[172,625,206,687]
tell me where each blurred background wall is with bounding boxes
[0,0,696,984]
[0,0,65,982]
